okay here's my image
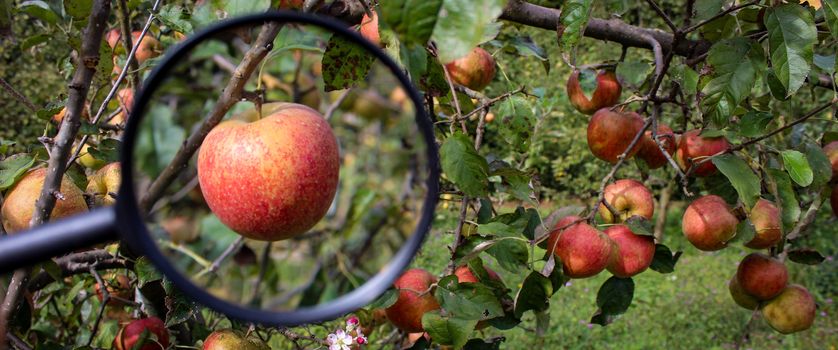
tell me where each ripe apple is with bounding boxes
[675,130,730,177]
[445,47,496,91]
[113,317,169,350]
[822,141,838,177]
[744,199,781,249]
[108,31,161,64]
[681,195,738,251]
[547,216,615,278]
[161,216,200,244]
[736,253,788,300]
[95,273,133,306]
[359,11,380,46]
[77,143,107,170]
[1,168,88,233]
[202,329,270,350]
[728,275,760,310]
[566,69,622,115]
[761,284,817,334]
[637,123,676,169]
[86,162,121,207]
[604,225,655,278]
[52,102,90,124]
[597,179,654,223]
[586,109,645,164]
[385,268,441,332]
[114,87,134,125]
[197,103,340,241]
[453,265,501,284]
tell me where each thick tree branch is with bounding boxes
[27,250,130,292]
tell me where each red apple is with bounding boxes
[587,109,645,164]
[113,317,169,350]
[546,216,615,278]
[277,0,304,9]
[454,265,501,284]
[675,130,730,177]
[728,275,760,310]
[1,168,88,233]
[566,69,622,115]
[822,141,838,177]
[598,179,654,223]
[197,103,340,241]
[114,87,133,125]
[107,31,161,64]
[385,269,441,332]
[359,11,380,46]
[744,199,781,249]
[761,284,817,334]
[736,253,788,300]
[637,123,676,169]
[604,225,655,278]
[681,195,738,251]
[202,329,270,350]
[445,47,496,91]
[95,273,133,306]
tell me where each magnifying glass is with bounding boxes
[0,11,438,327]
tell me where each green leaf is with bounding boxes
[400,43,428,82]
[421,312,476,349]
[381,0,442,45]
[787,248,825,265]
[157,5,193,34]
[489,162,533,204]
[694,0,724,20]
[496,96,536,152]
[781,150,813,187]
[800,141,832,188]
[814,54,836,75]
[730,218,756,245]
[765,4,817,97]
[223,0,269,16]
[590,276,634,326]
[765,168,800,232]
[162,279,198,327]
[513,272,553,318]
[20,33,50,50]
[135,257,163,287]
[558,0,593,65]
[18,1,59,25]
[700,38,762,128]
[420,54,448,96]
[435,279,504,320]
[616,60,652,88]
[649,244,682,274]
[737,111,773,138]
[89,139,121,163]
[322,35,375,91]
[368,289,398,309]
[712,154,761,208]
[0,154,35,190]
[431,0,507,64]
[486,237,528,272]
[501,35,550,73]
[63,0,91,20]
[440,132,489,197]
[821,0,838,42]
[624,216,653,237]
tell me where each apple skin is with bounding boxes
[566,69,622,115]
[277,0,304,8]
[113,317,169,350]
[86,162,120,207]
[761,284,817,334]
[547,216,616,278]
[744,199,781,249]
[114,88,134,125]
[1,168,88,233]
[359,11,380,46]
[454,265,501,284]
[586,109,645,164]
[95,273,133,306]
[637,123,676,169]
[197,103,340,241]
[52,102,90,124]
[675,130,730,177]
[736,253,788,301]
[681,195,738,251]
[445,47,496,91]
[202,329,270,350]
[822,141,838,177]
[77,143,106,170]
[598,179,654,223]
[604,225,655,278]
[108,31,161,64]
[728,275,760,310]
[385,268,441,333]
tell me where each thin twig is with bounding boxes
[324,89,351,120]
[683,0,760,34]
[87,267,109,346]
[0,78,37,112]
[250,242,273,304]
[116,0,141,90]
[196,236,244,278]
[644,0,677,33]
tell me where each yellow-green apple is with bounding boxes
[597,179,654,223]
[113,317,169,350]
[637,123,676,169]
[744,199,781,249]
[161,216,200,244]
[736,253,788,300]
[566,69,622,115]
[547,216,616,278]
[77,143,106,170]
[202,329,270,350]
[822,141,838,177]
[728,275,760,310]
[761,284,816,334]
[682,195,738,251]
[587,109,644,164]
[86,162,120,207]
[197,103,340,241]
[1,168,88,233]
[444,47,496,91]
[107,31,161,64]
[385,268,440,332]
[675,130,730,177]
[359,10,380,46]
[604,225,655,278]
[95,273,133,306]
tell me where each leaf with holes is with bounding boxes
[558,0,593,65]
[322,35,375,91]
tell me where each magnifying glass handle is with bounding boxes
[0,207,119,273]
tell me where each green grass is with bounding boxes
[406,201,838,350]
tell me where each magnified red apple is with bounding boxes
[682,195,738,251]
[385,268,441,333]
[113,317,169,350]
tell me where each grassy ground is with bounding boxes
[408,200,838,350]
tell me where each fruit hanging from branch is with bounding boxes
[566,69,622,115]
[1,168,88,233]
[744,199,781,249]
[728,275,760,310]
[637,123,677,169]
[444,47,496,91]
[675,130,730,177]
[547,216,616,278]
[681,195,739,251]
[586,109,644,164]
[761,284,817,334]
[202,329,270,350]
[385,268,441,333]
[736,253,788,301]
[113,317,169,350]
[86,162,121,207]
[197,102,340,241]
[597,179,654,223]
[604,224,655,278]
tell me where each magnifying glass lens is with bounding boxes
[132,21,429,311]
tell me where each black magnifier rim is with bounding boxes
[118,10,439,326]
